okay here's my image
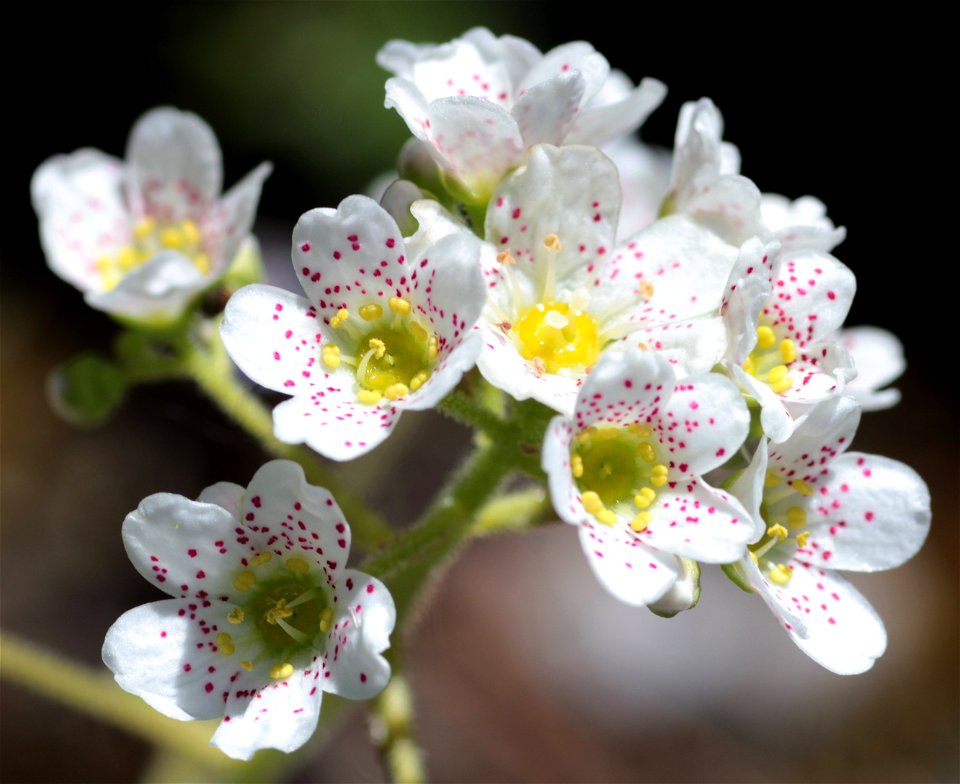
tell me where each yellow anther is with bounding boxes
[384,383,409,401]
[629,424,653,438]
[227,608,245,625]
[427,336,439,359]
[181,219,201,245]
[764,471,781,488]
[118,246,140,270]
[160,226,184,248]
[286,557,310,574]
[768,364,789,383]
[651,464,669,476]
[250,551,272,567]
[779,339,797,364]
[215,633,235,656]
[322,344,341,369]
[571,454,584,478]
[767,523,789,540]
[596,509,618,526]
[634,487,656,509]
[389,297,411,315]
[368,338,387,359]
[581,491,604,514]
[791,479,814,496]
[742,356,756,375]
[193,253,211,275]
[132,216,157,240]
[233,571,257,592]
[357,389,383,405]
[638,443,657,463]
[786,506,807,529]
[650,464,669,487]
[770,376,794,394]
[496,251,516,265]
[330,308,349,328]
[769,563,793,586]
[359,303,383,321]
[631,511,653,532]
[269,663,294,680]
[637,280,655,300]
[410,322,428,343]
[796,531,811,547]
[543,233,562,252]
[756,325,776,349]
[240,660,253,671]
[265,600,293,625]
[650,475,668,488]
[409,371,430,391]
[319,607,334,634]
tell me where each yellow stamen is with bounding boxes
[756,325,776,349]
[215,633,235,656]
[768,364,789,384]
[132,216,157,240]
[160,226,184,248]
[764,472,781,488]
[227,608,245,625]
[250,552,272,567]
[368,338,386,359]
[269,663,294,680]
[322,344,341,369]
[638,443,656,463]
[791,480,814,496]
[384,383,409,401]
[357,389,383,405]
[233,571,257,592]
[409,322,428,342]
[769,563,793,586]
[637,280,654,299]
[742,356,756,375]
[409,371,429,391]
[634,487,656,509]
[427,336,439,360]
[796,531,811,547]
[631,511,652,532]
[265,599,293,625]
[389,297,411,315]
[581,491,604,515]
[286,557,310,574]
[571,454,584,478]
[650,464,669,487]
[629,424,653,438]
[779,338,797,364]
[319,607,334,634]
[749,550,759,564]
[181,219,201,245]
[359,303,383,321]
[496,251,516,265]
[117,247,140,271]
[767,523,789,540]
[240,661,253,671]
[543,234,562,252]
[770,376,794,394]
[786,506,807,528]
[330,308,349,328]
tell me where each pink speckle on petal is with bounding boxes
[301,242,311,252]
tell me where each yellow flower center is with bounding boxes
[742,322,798,394]
[514,300,600,374]
[572,424,670,531]
[96,216,210,291]
[748,472,813,586]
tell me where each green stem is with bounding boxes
[370,676,426,784]
[437,389,509,438]
[0,632,240,774]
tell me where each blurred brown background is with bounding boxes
[3,4,956,782]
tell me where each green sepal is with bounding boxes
[648,557,701,618]
[47,352,129,427]
[721,560,755,593]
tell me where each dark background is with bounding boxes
[3,4,956,782]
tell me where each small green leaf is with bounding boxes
[47,353,129,427]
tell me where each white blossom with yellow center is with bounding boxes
[32,107,270,323]
[725,396,930,674]
[103,460,396,761]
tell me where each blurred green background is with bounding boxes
[3,3,956,782]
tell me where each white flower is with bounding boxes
[103,460,396,760]
[721,236,857,442]
[431,143,738,417]
[32,107,271,324]
[838,326,905,411]
[221,195,485,460]
[541,349,752,606]
[727,396,930,674]
[602,137,672,242]
[378,27,666,202]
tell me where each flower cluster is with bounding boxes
[32,25,931,766]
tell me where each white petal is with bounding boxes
[768,251,855,348]
[103,599,246,721]
[402,330,482,411]
[541,415,580,526]
[728,437,770,543]
[733,365,797,444]
[672,98,726,193]
[240,460,352,580]
[323,570,395,700]
[839,326,905,411]
[766,395,861,479]
[630,315,728,377]
[750,560,886,674]
[272,389,403,462]
[383,77,432,142]
[799,453,930,572]
[572,348,674,430]
[201,162,272,277]
[221,285,325,395]
[761,193,846,253]
[196,482,245,519]
[568,77,667,147]
[603,138,672,240]
[31,149,128,293]
[122,492,244,599]
[517,41,609,104]
[125,107,222,222]
[211,665,323,761]
[578,521,680,606]
[512,72,584,147]
[681,174,764,246]
[407,37,513,104]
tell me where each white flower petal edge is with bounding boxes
[728,396,931,674]
[221,195,485,461]
[542,349,751,606]
[379,27,664,201]
[32,107,271,323]
[838,326,906,411]
[103,460,396,761]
